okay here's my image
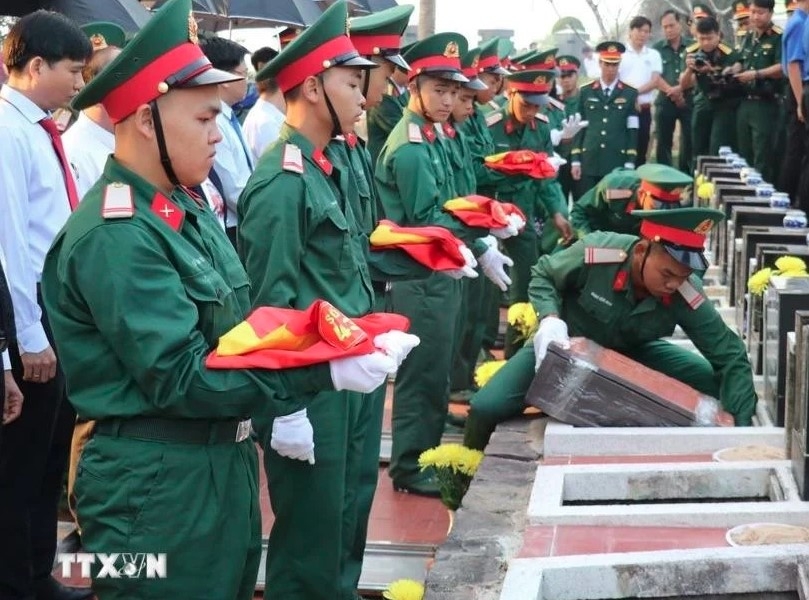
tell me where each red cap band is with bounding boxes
[558,63,579,73]
[103,42,208,123]
[477,55,500,72]
[639,180,683,202]
[276,35,358,93]
[640,220,706,249]
[351,33,402,56]
[508,80,551,94]
[525,59,556,70]
[408,55,462,79]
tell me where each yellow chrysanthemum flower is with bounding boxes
[695,174,705,188]
[418,443,484,477]
[747,267,773,295]
[696,181,714,201]
[775,256,807,275]
[507,302,538,338]
[474,359,506,388]
[383,579,425,600]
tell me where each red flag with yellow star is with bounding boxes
[443,195,512,228]
[369,220,466,271]
[484,150,557,179]
[206,300,409,369]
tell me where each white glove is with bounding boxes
[330,352,398,393]
[444,244,480,279]
[624,162,635,169]
[491,214,523,239]
[550,128,564,146]
[477,235,514,292]
[271,409,315,464]
[547,153,567,172]
[532,316,570,371]
[373,330,420,368]
[567,113,588,136]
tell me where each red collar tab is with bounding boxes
[505,119,515,135]
[344,132,358,149]
[442,122,456,138]
[312,148,334,176]
[613,270,629,291]
[639,180,682,202]
[640,220,706,250]
[421,124,437,142]
[275,35,358,93]
[661,293,673,307]
[624,200,637,214]
[151,193,185,231]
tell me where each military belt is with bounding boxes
[372,280,392,294]
[94,416,252,445]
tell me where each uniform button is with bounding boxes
[601,130,606,135]
[600,143,606,148]
[602,118,607,123]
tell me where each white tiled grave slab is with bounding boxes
[528,461,809,527]
[543,421,784,457]
[500,546,809,600]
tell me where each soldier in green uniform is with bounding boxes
[734,1,752,50]
[688,3,715,38]
[654,10,694,172]
[238,4,418,599]
[556,55,582,202]
[375,32,512,496]
[571,42,639,199]
[734,0,783,182]
[40,1,397,598]
[485,69,573,356]
[680,16,743,165]
[463,207,758,451]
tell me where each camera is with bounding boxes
[693,50,709,68]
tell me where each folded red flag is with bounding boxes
[498,202,527,223]
[443,195,510,228]
[206,300,410,370]
[484,150,557,179]
[369,220,466,271]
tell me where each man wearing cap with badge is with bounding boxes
[238,4,419,598]
[734,0,783,183]
[654,10,694,172]
[688,3,715,38]
[41,1,399,598]
[568,163,692,242]
[484,68,573,357]
[375,32,512,496]
[734,1,752,49]
[571,41,639,198]
[680,16,743,163]
[556,55,582,201]
[463,205,758,451]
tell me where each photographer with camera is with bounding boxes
[681,16,743,164]
[735,0,783,181]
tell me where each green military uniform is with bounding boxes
[375,32,490,493]
[686,41,743,161]
[569,168,642,239]
[366,88,409,165]
[486,69,568,356]
[40,1,335,597]
[237,5,381,599]
[464,208,758,451]
[653,34,694,171]
[572,42,639,197]
[736,23,783,182]
[555,55,582,203]
[341,7,415,596]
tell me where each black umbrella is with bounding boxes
[152,0,323,30]
[0,0,151,30]
[349,0,397,13]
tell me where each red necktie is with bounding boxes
[39,117,80,212]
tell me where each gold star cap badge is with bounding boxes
[188,12,199,44]
[90,33,107,50]
[694,219,714,234]
[444,41,460,58]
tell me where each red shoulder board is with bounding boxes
[151,193,184,231]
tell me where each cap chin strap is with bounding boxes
[317,74,344,138]
[149,99,181,187]
[639,241,653,291]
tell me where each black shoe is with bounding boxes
[34,576,93,600]
[392,475,441,498]
[444,412,467,431]
[57,529,82,554]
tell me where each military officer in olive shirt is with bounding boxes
[571,41,640,198]
[463,207,758,451]
[654,10,694,172]
[735,0,783,182]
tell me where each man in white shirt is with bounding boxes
[64,45,120,198]
[243,46,285,163]
[581,45,601,79]
[200,35,254,247]
[619,15,663,166]
[0,11,94,600]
